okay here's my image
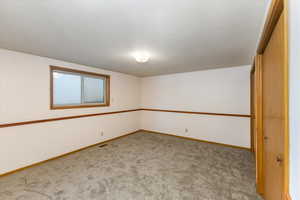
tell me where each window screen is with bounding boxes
[83,76,105,104]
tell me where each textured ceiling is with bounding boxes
[0,0,269,77]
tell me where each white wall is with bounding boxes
[0,49,141,123]
[288,0,300,199]
[0,49,141,175]
[0,49,252,175]
[141,66,251,148]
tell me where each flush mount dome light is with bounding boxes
[133,51,150,63]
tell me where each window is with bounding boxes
[50,66,110,109]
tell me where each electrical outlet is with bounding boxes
[185,128,188,133]
[100,131,104,136]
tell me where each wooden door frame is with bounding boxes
[251,55,264,195]
[250,68,255,153]
[252,0,290,199]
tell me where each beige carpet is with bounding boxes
[0,131,262,200]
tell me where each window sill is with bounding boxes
[50,103,110,110]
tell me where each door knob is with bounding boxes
[276,155,283,163]
[264,136,269,140]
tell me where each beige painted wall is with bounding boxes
[0,49,141,174]
[140,66,251,148]
[0,49,252,175]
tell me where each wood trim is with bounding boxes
[250,70,255,152]
[50,65,111,109]
[283,1,290,197]
[51,103,110,110]
[0,130,140,177]
[142,108,251,118]
[50,65,110,79]
[142,129,251,150]
[254,54,264,195]
[251,57,256,74]
[0,109,142,128]
[50,66,54,109]
[257,0,284,54]
[0,108,251,129]
[106,74,111,106]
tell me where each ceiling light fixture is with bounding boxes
[133,51,150,63]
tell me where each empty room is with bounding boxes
[0,0,298,199]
